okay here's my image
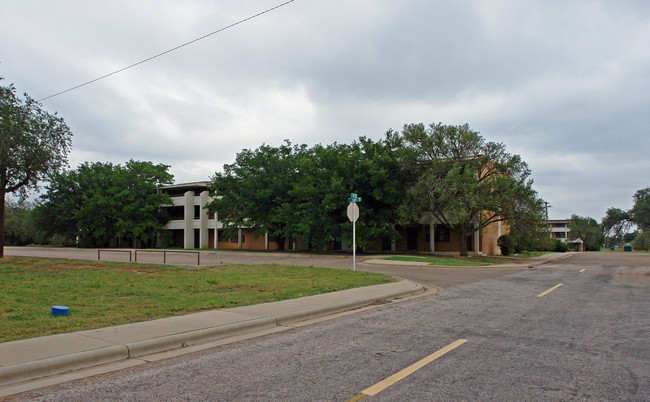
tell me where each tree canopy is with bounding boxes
[631,187,650,232]
[35,160,173,247]
[207,141,305,250]
[601,207,633,245]
[602,186,650,245]
[207,137,406,251]
[568,215,604,251]
[0,81,73,257]
[3,199,37,246]
[395,122,541,256]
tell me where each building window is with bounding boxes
[556,232,567,238]
[435,226,450,242]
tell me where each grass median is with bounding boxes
[382,255,530,266]
[0,257,393,343]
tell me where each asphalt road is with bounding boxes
[10,252,649,401]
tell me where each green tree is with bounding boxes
[342,137,405,249]
[282,137,405,250]
[396,122,539,256]
[207,141,306,250]
[601,187,650,245]
[568,214,604,251]
[3,199,36,246]
[602,207,633,246]
[208,137,406,252]
[32,168,83,245]
[277,142,349,250]
[630,187,650,232]
[35,160,173,247]
[632,232,649,251]
[0,81,72,257]
[507,196,551,253]
[112,160,174,246]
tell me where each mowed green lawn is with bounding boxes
[0,257,392,343]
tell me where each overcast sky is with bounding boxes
[2,0,648,220]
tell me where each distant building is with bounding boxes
[157,181,506,255]
[157,182,282,250]
[157,181,218,249]
[546,219,583,251]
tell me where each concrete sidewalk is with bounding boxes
[0,280,422,391]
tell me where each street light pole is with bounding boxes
[544,201,552,236]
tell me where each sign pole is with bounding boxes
[347,193,361,272]
[353,206,356,271]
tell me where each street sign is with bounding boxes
[348,193,362,203]
[347,202,359,222]
[347,193,361,271]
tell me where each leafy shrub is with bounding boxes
[498,234,515,256]
[553,239,568,252]
[633,232,650,251]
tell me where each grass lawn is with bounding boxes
[0,257,392,343]
[382,255,522,266]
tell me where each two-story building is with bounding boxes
[157,182,505,255]
[546,219,583,251]
[157,182,281,250]
[158,182,217,249]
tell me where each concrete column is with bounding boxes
[199,191,209,249]
[183,190,194,249]
[429,223,435,253]
[238,228,243,249]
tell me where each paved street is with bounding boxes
[8,252,648,401]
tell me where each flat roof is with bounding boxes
[157,181,213,190]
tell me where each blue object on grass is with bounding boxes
[51,305,69,316]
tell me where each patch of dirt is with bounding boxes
[615,269,650,285]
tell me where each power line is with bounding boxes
[37,0,296,102]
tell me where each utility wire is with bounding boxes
[38,0,296,102]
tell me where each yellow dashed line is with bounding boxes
[348,339,467,401]
[537,283,563,298]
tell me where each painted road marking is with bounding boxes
[537,283,563,298]
[348,339,468,401]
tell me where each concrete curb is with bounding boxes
[123,317,279,358]
[0,280,423,388]
[0,345,129,387]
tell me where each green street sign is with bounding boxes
[348,193,361,203]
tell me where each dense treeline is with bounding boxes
[208,123,545,256]
[33,160,173,247]
[207,137,406,251]
[6,123,549,255]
